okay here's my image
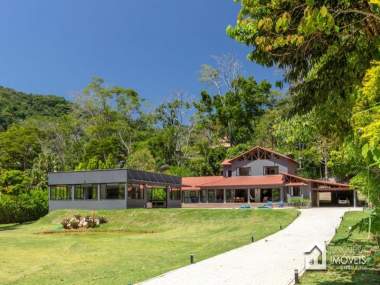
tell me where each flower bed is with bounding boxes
[61,214,108,230]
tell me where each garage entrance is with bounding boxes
[312,190,356,207]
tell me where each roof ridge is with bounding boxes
[222,146,299,165]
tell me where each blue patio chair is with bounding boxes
[239,204,251,209]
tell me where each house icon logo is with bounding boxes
[304,245,327,270]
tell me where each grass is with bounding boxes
[0,208,298,285]
[301,210,380,285]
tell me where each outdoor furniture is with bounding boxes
[258,201,273,208]
[234,197,245,203]
[239,204,251,209]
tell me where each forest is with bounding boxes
[0,0,379,224]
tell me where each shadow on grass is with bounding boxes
[0,221,34,232]
[332,216,373,245]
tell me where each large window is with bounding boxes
[169,188,181,200]
[208,190,216,202]
[272,188,281,202]
[226,189,234,203]
[100,184,125,199]
[183,191,199,203]
[239,167,251,176]
[200,190,207,203]
[215,189,224,203]
[292,187,301,197]
[74,184,98,200]
[264,166,279,175]
[128,184,144,200]
[50,185,71,200]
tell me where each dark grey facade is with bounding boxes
[48,169,182,211]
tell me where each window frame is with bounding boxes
[263,166,279,175]
[239,167,251,176]
[49,185,72,200]
[100,183,126,200]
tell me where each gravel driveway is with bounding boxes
[140,207,358,285]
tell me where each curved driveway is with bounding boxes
[141,208,357,285]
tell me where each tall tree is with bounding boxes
[151,93,193,167]
[228,1,380,112]
[195,76,275,146]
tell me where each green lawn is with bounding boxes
[0,208,298,285]
[301,211,380,285]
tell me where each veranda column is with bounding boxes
[71,185,74,201]
[246,189,249,203]
[97,184,100,201]
[280,188,284,203]
[223,189,226,203]
[353,190,357,208]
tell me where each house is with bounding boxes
[48,169,182,211]
[182,146,356,207]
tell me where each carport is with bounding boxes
[310,180,356,207]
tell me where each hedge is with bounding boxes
[0,189,48,223]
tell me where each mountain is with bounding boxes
[0,86,72,130]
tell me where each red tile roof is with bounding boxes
[182,176,224,190]
[281,172,349,189]
[183,172,350,190]
[182,175,285,190]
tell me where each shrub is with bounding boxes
[0,189,48,223]
[98,216,108,224]
[288,197,311,208]
[61,218,70,229]
[70,217,80,229]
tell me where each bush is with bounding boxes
[98,216,108,224]
[61,213,108,230]
[288,197,311,208]
[0,189,48,223]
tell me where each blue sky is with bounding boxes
[0,0,283,107]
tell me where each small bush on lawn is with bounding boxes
[288,197,310,208]
[61,213,108,230]
[0,189,48,223]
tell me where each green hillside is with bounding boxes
[0,86,71,130]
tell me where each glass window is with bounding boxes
[50,185,72,200]
[74,184,98,200]
[182,191,198,203]
[208,189,216,202]
[128,184,144,200]
[200,190,207,203]
[100,183,125,199]
[239,167,251,176]
[216,189,224,203]
[272,188,281,202]
[170,188,181,200]
[292,187,301,196]
[264,166,279,175]
[226,189,234,203]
